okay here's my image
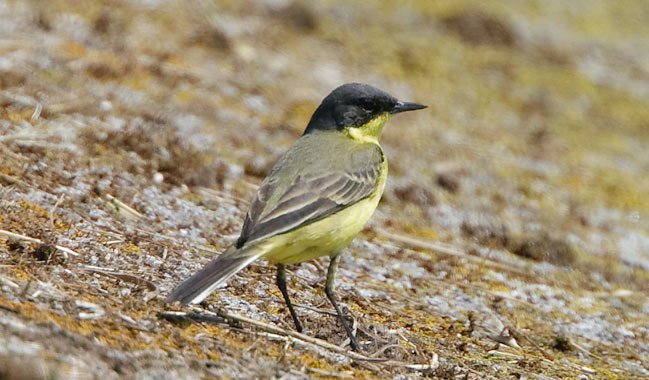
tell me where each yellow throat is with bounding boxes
[346,113,390,144]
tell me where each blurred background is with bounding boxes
[1,0,648,378]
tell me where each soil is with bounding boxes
[1,1,648,379]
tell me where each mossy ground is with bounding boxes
[1,0,648,379]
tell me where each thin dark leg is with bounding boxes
[276,264,303,332]
[325,254,361,351]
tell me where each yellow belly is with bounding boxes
[262,162,387,265]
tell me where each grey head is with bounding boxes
[303,83,426,135]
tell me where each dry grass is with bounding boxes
[1,0,648,378]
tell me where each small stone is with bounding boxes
[153,172,164,184]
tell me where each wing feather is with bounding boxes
[236,140,383,248]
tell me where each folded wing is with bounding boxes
[237,140,383,248]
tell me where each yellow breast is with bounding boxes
[262,158,388,265]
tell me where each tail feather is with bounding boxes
[165,245,263,304]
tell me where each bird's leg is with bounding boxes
[325,254,361,351]
[276,263,303,332]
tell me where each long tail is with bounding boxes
[165,244,264,304]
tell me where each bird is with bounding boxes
[166,83,426,351]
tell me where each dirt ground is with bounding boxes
[1,0,648,379]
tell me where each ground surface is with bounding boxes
[1,0,648,379]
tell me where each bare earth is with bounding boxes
[1,1,648,379]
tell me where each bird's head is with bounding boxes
[303,83,426,141]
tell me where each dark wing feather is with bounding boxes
[236,142,382,248]
[236,176,275,248]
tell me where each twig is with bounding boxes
[0,275,19,288]
[243,337,263,353]
[340,314,359,349]
[369,344,404,358]
[293,303,338,317]
[488,326,521,349]
[382,353,440,371]
[397,329,422,357]
[193,186,250,206]
[31,102,43,121]
[133,228,225,255]
[0,228,80,257]
[509,326,553,360]
[13,140,76,152]
[75,300,105,320]
[49,194,65,230]
[0,173,29,188]
[104,194,143,220]
[0,131,43,143]
[80,265,157,291]
[305,367,354,378]
[245,329,293,342]
[0,304,18,313]
[188,308,383,361]
[162,308,437,371]
[577,365,597,375]
[445,278,543,312]
[376,227,533,278]
[487,350,524,360]
[569,337,603,360]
